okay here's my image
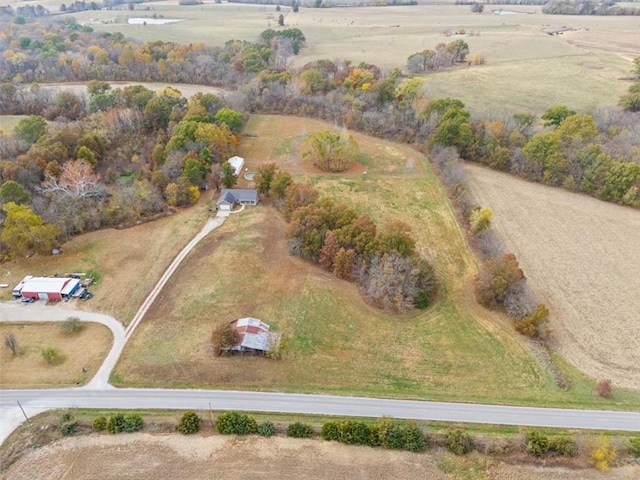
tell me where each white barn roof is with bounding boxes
[21,277,79,295]
[228,156,245,176]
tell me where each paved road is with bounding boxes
[2,389,639,433]
[1,210,639,445]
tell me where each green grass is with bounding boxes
[114,115,640,410]
[0,115,28,133]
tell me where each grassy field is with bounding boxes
[114,114,640,409]
[465,164,640,392]
[0,115,27,134]
[55,2,640,115]
[0,198,212,324]
[0,323,112,388]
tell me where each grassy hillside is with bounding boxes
[114,115,640,408]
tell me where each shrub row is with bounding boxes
[92,413,144,434]
[90,411,640,465]
[321,419,426,453]
[526,430,578,457]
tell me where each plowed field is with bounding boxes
[466,164,640,390]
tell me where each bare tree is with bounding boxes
[42,160,105,198]
[4,333,18,356]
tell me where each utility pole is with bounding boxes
[17,400,32,427]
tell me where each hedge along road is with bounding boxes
[1,212,639,444]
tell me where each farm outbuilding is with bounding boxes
[223,317,280,356]
[227,156,245,176]
[19,277,80,301]
[216,189,258,211]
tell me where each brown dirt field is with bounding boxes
[486,463,640,480]
[0,323,112,388]
[3,433,639,480]
[465,164,640,390]
[0,434,446,480]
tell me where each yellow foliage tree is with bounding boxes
[591,437,616,472]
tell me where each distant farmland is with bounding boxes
[466,164,640,391]
[61,2,640,114]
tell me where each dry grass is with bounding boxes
[0,198,211,324]
[58,4,640,114]
[465,164,640,391]
[115,115,640,408]
[0,323,112,388]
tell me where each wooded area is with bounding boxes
[0,14,638,261]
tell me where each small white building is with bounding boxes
[227,156,245,176]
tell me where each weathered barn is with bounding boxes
[19,277,81,301]
[224,317,280,356]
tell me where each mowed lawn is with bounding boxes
[0,323,112,388]
[115,115,640,408]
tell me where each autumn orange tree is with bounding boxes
[474,253,525,309]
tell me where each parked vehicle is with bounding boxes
[20,297,35,303]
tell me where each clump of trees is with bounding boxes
[321,418,426,452]
[525,430,578,458]
[0,83,244,252]
[91,413,144,433]
[543,1,640,15]
[406,39,470,74]
[272,173,437,311]
[427,98,640,208]
[301,131,359,172]
[619,58,640,112]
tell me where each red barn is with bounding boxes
[20,277,80,301]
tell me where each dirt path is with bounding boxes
[465,164,640,390]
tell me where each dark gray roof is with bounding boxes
[217,189,258,206]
